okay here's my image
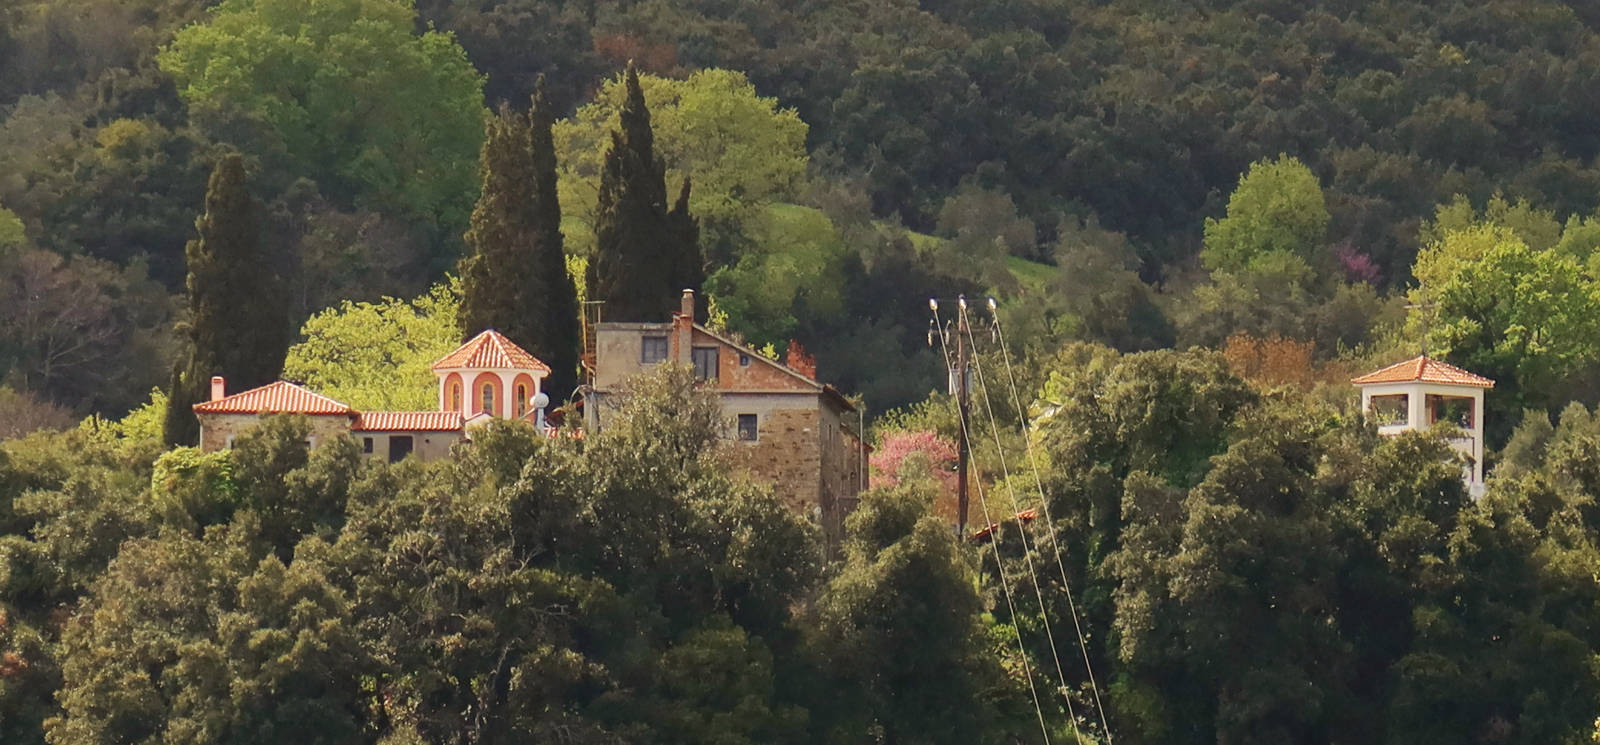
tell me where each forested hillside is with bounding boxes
[7,0,1600,742]
[11,0,1600,418]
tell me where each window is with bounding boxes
[515,384,528,417]
[692,346,719,381]
[739,353,751,367]
[1370,394,1408,426]
[481,383,495,415]
[737,414,758,441]
[450,382,461,412]
[362,437,374,454]
[1428,395,1475,428]
[225,435,236,449]
[389,435,413,463]
[641,335,669,364]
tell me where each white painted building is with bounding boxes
[1353,355,1494,495]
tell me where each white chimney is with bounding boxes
[210,376,225,401]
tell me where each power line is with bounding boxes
[958,302,1085,742]
[987,302,1115,745]
[930,298,1053,745]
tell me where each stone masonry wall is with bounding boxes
[198,413,355,452]
[726,407,824,518]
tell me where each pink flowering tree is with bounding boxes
[871,430,958,494]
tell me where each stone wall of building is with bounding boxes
[354,431,463,462]
[198,413,356,452]
[726,406,824,518]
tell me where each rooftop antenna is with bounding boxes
[1405,297,1436,358]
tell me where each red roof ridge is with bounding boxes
[432,329,551,373]
[1351,355,1495,388]
[193,380,356,415]
[352,411,465,432]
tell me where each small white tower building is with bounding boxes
[432,329,551,423]
[1353,355,1494,495]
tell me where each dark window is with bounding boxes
[737,414,758,441]
[739,353,751,367]
[481,383,495,415]
[641,335,668,364]
[389,435,414,463]
[362,437,374,454]
[515,384,528,417]
[692,347,719,381]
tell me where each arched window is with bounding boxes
[481,383,495,415]
[449,382,461,412]
[515,384,528,417]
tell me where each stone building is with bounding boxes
[586,290,867,541]
[194,330,551,461]
[1353,354,1494,495]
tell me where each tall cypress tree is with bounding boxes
[667,175,703,320]
[163,154,288,446]
[530,76,582,402]
[588,62,702,322]
[459,106,543,346]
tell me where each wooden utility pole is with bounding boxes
[955,295,970,537]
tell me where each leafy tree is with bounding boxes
[164,154,288,446]
[0,207,23,250]
[587,64,703,323]
[158,0,486,241]
[1201,156,1330,276]
[282,280,461,411]
[808,478,1007,744]
[1411,224,1600,442]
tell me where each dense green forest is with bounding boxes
[7,0,1600,742]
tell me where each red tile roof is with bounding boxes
[1351,355,1495,388]
[970,508,1038,542]
[432,330,550,372]
[192,381,356,415]
[352,411,464,432]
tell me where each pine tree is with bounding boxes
[588,62,702,322]
[458,106,543,346]
[163,154,288,446]
[530,76,582,402]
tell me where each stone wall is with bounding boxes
[197,413,356,452]
[354,431,463,462]
[726,406,824,518]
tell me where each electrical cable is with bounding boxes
[930,301,1054,745]
[988,307,1115,745]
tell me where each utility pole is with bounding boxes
[955,295,970,537]
[929,295,972,537]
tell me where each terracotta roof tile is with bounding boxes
[1351,355,1495,388]
[352,411,464,432]
[193,381,355,415]
[432,330,551,373]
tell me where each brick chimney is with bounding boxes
[675,289,695,365]
[210,376,226,401]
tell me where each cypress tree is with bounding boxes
[667,175,703,320]
[163,153,288,446]
[530,76,582,402]
[588,62,702,322]
[459,106,543,346]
